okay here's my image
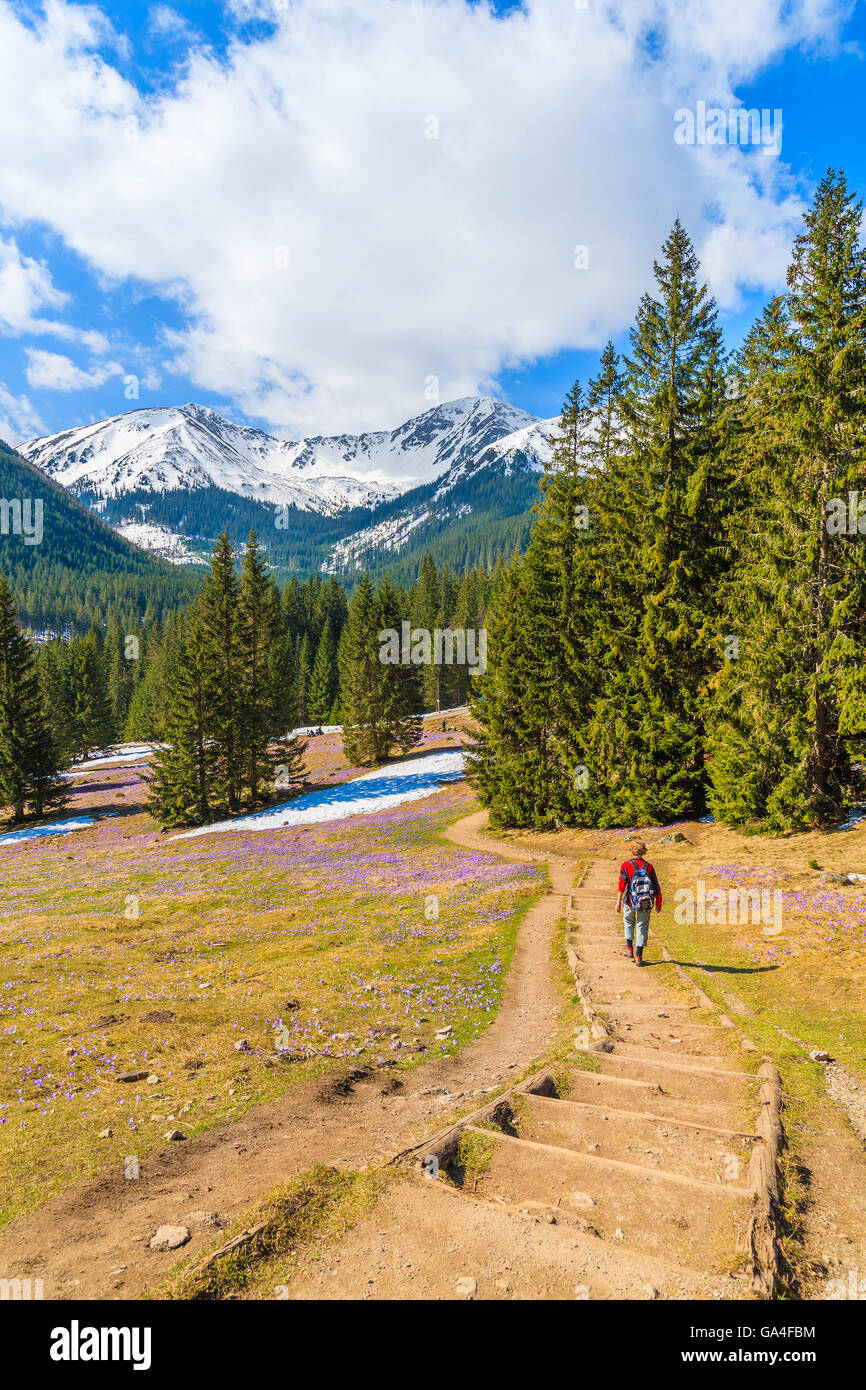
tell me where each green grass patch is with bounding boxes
[160,1164,383,1301]
[0,783,546,1226]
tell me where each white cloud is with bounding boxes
[0,0,852,446]
[0,233,112,351]
[24,348,123,391]
[148,4,196,41]
[0,383,46,444]
[0,235,68,334]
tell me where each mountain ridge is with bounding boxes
[18,395,558,580]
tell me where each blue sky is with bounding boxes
[0,0,863,458]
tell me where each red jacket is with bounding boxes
[619,858,662,911]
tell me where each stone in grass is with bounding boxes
[233,1040,251,1053]
[455,1276,477,1299]
[98,1128,113,1139]
[116,1070,149,1083]
[810,1049,832,1063]
[149,1225,190,1252]
[164,1129,186,1142]
[146,1075,160,1084]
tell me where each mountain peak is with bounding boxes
[20,394,552,514]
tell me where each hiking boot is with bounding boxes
[635,951,644,967]
[623,944,634,959]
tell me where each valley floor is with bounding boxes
[1,730,865,1300]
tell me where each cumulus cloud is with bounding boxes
[0,235,68,334]
[0,0,851,442]
[24,349,123,391]
[0,382,46,445]
[0,234,112,353]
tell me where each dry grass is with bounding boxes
[0,717,544,1226]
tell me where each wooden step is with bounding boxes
[595,1050,752,1095]
[603,1038,738,1071]
[453,1127,754,1274]
[287,1179,741,1301]
[513,1093,756,1184]
[550,1065,750,1131]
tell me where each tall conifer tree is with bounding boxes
[708,172,866,828]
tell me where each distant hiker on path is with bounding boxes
[615,840,662,967]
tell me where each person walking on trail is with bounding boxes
[616,840,662,966]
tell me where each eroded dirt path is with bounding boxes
[288,855,762,1300]
[0,808,571,1300]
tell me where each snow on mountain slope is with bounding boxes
[19,397,551,517]
[323,411,558,571]
[115,520,209,566]
[21,404,397,515]
[434,413,557,493]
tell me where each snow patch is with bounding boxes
[0,813,118,845]
[171,750,466,840]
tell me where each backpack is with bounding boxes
[627,859,654,911]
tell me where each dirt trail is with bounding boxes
[288,854,764,1300]
[0,809,570,1300]
[9,810,861,1301]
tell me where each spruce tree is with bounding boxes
[37,640,75,763]
[340,575,386,765]
[585,220,728,823]
[148,606,213,827]
[196,533,243,814]
[340,574,420,765]
[237,530,282,806]
[66,627,114,756]
[708,172,866,829]
[0,575,66,821]
[411,554,442,710]
[470,381,599,825]
[124,618,174,741]
[106,614,135,732]
[308,618,339,722]
[377,574,422,754]
[295,633,313,724]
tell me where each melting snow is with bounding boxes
[171,750,466,840]
[0,813,118,845]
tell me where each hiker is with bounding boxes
[615,840,662,966]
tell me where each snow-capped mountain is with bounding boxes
[322,412,557,573]
[18,396,557,575]
[20,397,553,515]
[20,403,397,515]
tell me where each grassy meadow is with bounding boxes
[0,723,544,1226]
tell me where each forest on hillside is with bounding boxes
[471,170,866,835]
[0,538,496,826]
